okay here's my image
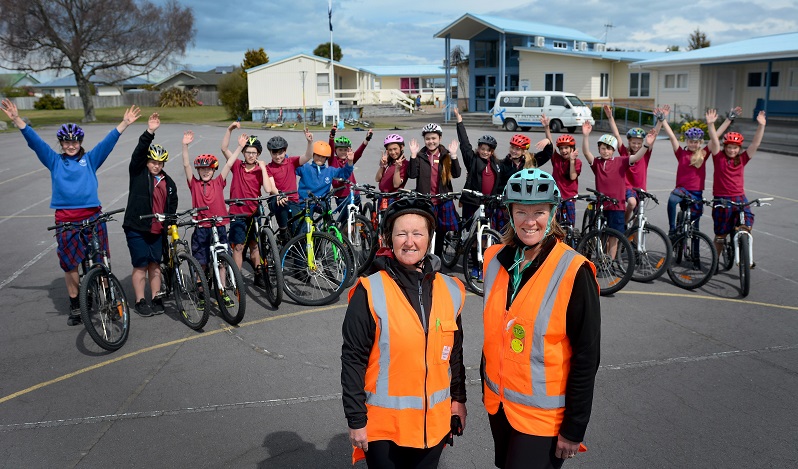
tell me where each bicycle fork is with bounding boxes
[733,230,754,268]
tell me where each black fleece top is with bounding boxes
[456,122,503,208]
[122,130,178,233]
[341,253,467,430]
[407,144,462,194]
[484,237,601,443]
[496,143,554,193]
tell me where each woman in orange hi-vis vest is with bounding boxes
[482,168,600,469]
[342,197,467,468]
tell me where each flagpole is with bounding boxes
[329,0,336,126]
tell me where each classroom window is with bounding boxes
[474,41,498,69]
[600,73,609,97]
[545,73,564,92]
[663,72,689,90]
[790,69,798,88]
[553,41,568,50]
[629,72,650,97]
[747,71,779,88]
[317,74,329,94]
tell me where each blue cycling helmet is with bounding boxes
[626,127,646,139]
[503,168,561,240]
[684,127,705,141]
[57,123,84,142]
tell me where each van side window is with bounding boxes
[550,96,567,107]
[500,96,524,107]
[524,97,543,107]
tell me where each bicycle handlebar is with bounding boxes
[585,188,619,206]
[47,208,125,231]
[633,187,659,204]
[713,197,773,209]
[139,206,208,221]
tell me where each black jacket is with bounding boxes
[496,143,554,193]
[122,130,178,233]
[456,122,503,207]
[341,252,467,430]
[407,144,462,194]
[483,237,600,443]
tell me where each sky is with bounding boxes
[10,0,798,82]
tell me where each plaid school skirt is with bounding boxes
[491,205,509,233]
[712,195,753,236]
[434,200,460,232]
[56,212,110,272]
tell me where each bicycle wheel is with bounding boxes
[362,201,375,228]
[581,203,595,233]
[327,227,359,287]
[739,235,750,297]
[173,252,210,330]
[441,231,460,268]
[577,228,634,296]
[462,228,501,296]
[719,237,735,272]
[259,228,284,307]
[79,268,130,351]
[281,231,353,306]
[214,252,246,325]
[340,214,377,276]
[667,231,717,290]
[625,223,672,282]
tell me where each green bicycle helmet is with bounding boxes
[503,168,561,240]
[334,136,352,148]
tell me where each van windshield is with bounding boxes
[566,96,587,107]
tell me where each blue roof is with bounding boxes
[359,65,455,77]
[35,74,151,87]
[634,32,798,67]
[515,47,667,62]
[436,13,600,43]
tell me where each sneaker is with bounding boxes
[135,299,155,317]
[67,297,82,326]
[470,268,483,283]
[253,267,266,289]
[197,298,206,311]
[221,293,236,308]
[151,297,165,315]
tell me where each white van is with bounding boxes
[491,91,594,133]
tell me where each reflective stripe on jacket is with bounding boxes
[349,270,465,449]
[481,241,594,436]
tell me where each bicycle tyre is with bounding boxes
[462,228,501,296]
[260,228,284,307]
[362,202,375,228]
[667,231,717,290]
[79,267,130,351]
[441,231,460,268]
[625,223,672,282]
[339,214,377,276]
[328,227,359,287]
[719,238,735,272]
[173,252,210,330]
[214,252,247,325]
[281,231,354,306]
[739,235,750,297]
[577,228,634,296]
[581,203,595,233]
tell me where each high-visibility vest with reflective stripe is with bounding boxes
[481,241,595,436]
[349,270,465,449]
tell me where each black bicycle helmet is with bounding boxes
[381,197,436,243]
[244,135,263,154]
[477,135,498,149]
[266,136,288,151]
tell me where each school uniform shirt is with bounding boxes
[330,141,367,198]
[550,152,582,200]
[379,163,408,192]
[189,176,229,228]
[295,160,354,201]
[589,156,629,211]
[674,146,709,191]
[712,151,750,197]
[620,143,652,191]
[229,159,265,215]
[151,175,168,234]
[267,156,302,202]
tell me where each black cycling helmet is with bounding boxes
[244,135,263,154]
[381,197,436,245]
[266,135,288,151]
[477,134,498,149]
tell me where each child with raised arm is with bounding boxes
[1,99,140,326]
[540,115,581,228]
[581,121,656,257]
[375,134,408,194]
[122,112,178,317]
[329,127,372,214]
[265,130,313,242]
[296,137,354,203]
[706,108,767,257]
[660,107,740,237]
[221,122,274,288]
[182,130,237,309]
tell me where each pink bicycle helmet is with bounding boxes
[384,134,404,147]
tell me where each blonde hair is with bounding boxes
[689,147,707,168]
[523,151,537,169]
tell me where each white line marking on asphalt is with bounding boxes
[754,229,798,245]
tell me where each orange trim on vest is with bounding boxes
[482,241,595,437]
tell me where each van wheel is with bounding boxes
[549,120,562,133]
[504,119,518,131]
[567,126,576,133]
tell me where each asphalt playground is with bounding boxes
[0,121,796,468]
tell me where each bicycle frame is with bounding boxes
[632,189,655,255]
[207,218,239,293]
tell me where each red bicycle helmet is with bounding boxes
[723,132,744,146]
[193,154,219,169]
[509,134,531,150]
[556,135,576,148]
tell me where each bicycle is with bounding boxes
[48,208,130,351]
[439,189,502,295]
[331,178,378,275]
[190,215,247,325]
[712,197,772,297]
[576,188,636,296]
[226,193,293,308]
[625,188,673,282]
[140,207,211,330]
[666,193,717,290]
[556,194,594,249]
[281,193,354,306]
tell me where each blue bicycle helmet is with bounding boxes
[503,168,561,239]
[57,123,84,142]
[684,128,704,141]
[626,127,646,139]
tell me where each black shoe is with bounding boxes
[254,267,266,288]
[67,313,82,326]
[151,297,165,315]
[135,299,155,317]
[67,297,82,326]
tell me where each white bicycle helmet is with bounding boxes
[421,123,442,136]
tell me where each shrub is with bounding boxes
[158,87,198,107]
[217,72,250,120]
[34,94,65,110]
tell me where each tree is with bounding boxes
[0,0,195,122]
[667,45,680,52]
[687,28,711,50]
[241,48,269,77]
[313,42,343,62]
[218,69,249,120]
[449,45,468,106]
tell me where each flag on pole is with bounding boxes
[328,1,333,32]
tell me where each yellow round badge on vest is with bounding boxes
[511,338,524,353]
[512,324,525,339]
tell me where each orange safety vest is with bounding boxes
[348,270,465,460]
[481,241,595,437]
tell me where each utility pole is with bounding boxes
[603,22,614,45]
